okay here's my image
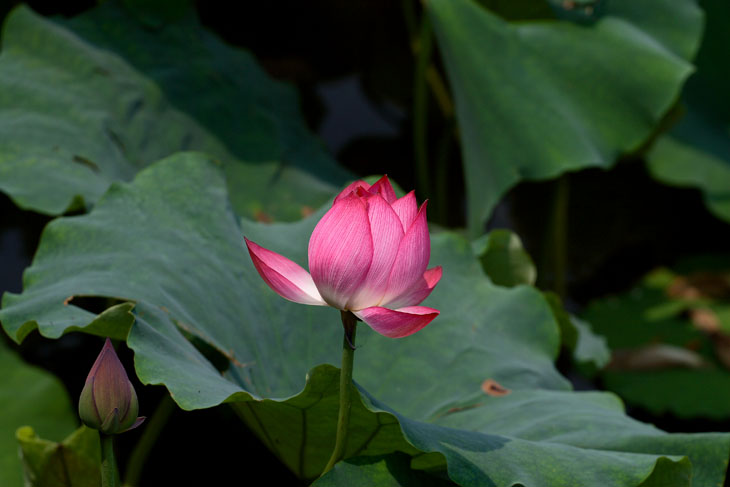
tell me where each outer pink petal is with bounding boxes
[368,175,397,203]
[309,193,373,309]
[390,191,418,232]
[245,238,326,306]
[346,193,404,310]
[334,180,370,204]
[355,306,439,338]
[380,201,430,305]
[384,266,442,309]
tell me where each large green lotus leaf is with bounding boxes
[0,6,345,220]
[2,153,728,484]
[582,268,730,419]
[313,453,456,486]
[0,152,566,400]
[134,308,716,486]
[61,0,350,188]
[16,425,100,487]
[0,342,78,487]
[471,232,610,369]
[647,0,730,223]
[427,0,702,234]
[431,389,728,487]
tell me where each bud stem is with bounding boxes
[100,433,119,487]
[321,311,358,476]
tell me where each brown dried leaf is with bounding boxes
[667,272,730,301]
[667,276,701,300]
[712,333,730,370]
[254,209,273,223]
[481,379,511,396]
[690,308,721,333]
[607,344,708,371]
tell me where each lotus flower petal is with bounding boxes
[334,180,370,204]
[355,305,439,338]
[346,193,404,310]
[245,238,325,306]
[309,193,374,309]
[368,175,397,203]
[380,201,430,305]
[391,191,418,232]
[384,266,442,309]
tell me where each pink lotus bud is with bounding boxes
[245,176,441,338]
[78,338,145,435]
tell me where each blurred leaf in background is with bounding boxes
[583,259,730,419]
[428,0,702,235]
[17,426,100,487]
[0,341,77,487]
[473,229,536,287]
[647,0,730,224]
[0,4,349,220]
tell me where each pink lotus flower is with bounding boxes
[245,176,441,338]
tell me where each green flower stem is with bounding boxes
[546,175,569,298]
[404,0,456,226]
[321,311,358,475]
[401,0,454,120]
[100,433,119,487]
[123,394,176,486]
[434,121,454,225]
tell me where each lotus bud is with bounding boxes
[78,338,145,435]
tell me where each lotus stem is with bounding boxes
[321,311,358,475]
[549,175,569,298]
[413,12,433,201]
[100,433,119,487]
